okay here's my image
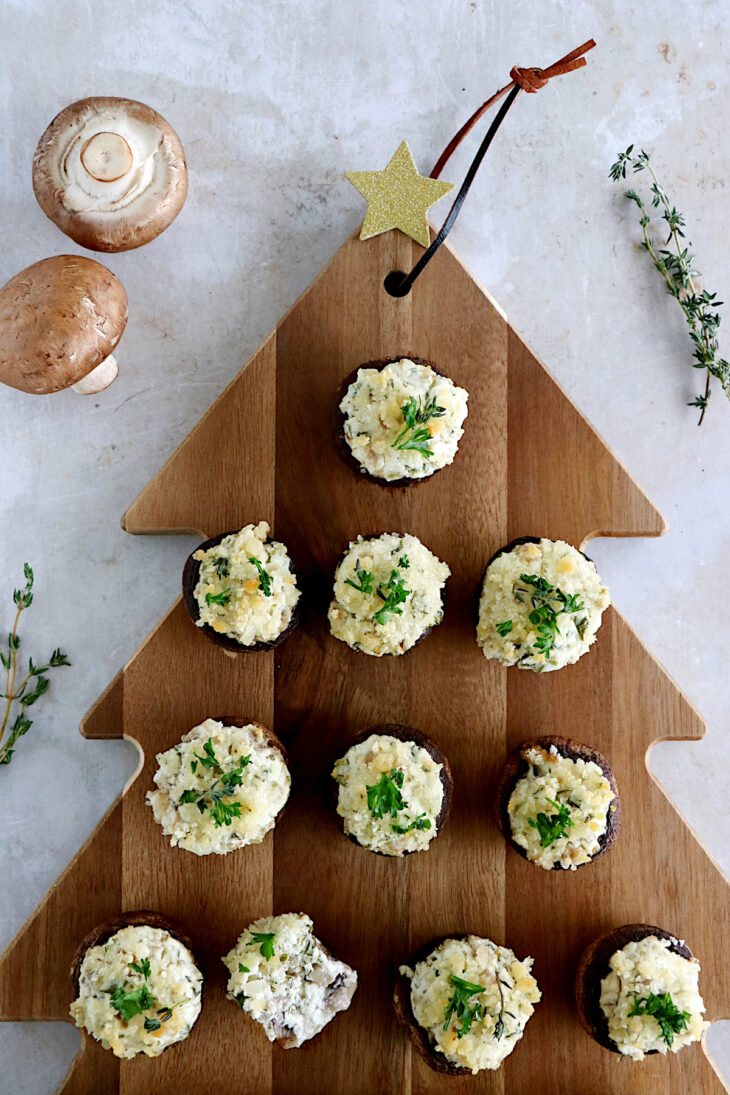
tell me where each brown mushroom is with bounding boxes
[0,255,127,395]
[33,97,187,252]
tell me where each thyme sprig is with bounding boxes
[392,395,446,457]
[0,564,70,766]
[610,146,729,424]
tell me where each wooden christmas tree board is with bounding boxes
[1,230,728,1095]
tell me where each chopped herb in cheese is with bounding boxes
[146,719,290,856]
[477,539,610,672]
[69,925,203,1058]
[402,935,540,1073]
[332,733,445,855]
[340,358,468,481]
[328,533,449,656]
[508,745,616,870]
[222,913,357,1048]
[193,521,299,646]
[599,935,709,1060]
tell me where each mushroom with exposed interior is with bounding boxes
[33,96,187,252]
[0,255,127,395]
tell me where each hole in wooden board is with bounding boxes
[383,270,410,297]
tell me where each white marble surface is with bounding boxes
[1,0,729,1089]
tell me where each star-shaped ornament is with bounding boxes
[346,141,454,248]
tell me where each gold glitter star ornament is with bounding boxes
[346,141,454,248]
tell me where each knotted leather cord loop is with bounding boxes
[384,39,595,298]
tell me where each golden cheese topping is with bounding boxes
[339,358,469,481]
[476,539,610,673]
[69,924,203,1058]
[328,533,449,656]
[599,935,709,1060]
[402,935,541,1073]
[193,521,300,646]
[507,744,615,870]
[146,718,291,856]
[223,912,357,1047]
[332,733,445,856]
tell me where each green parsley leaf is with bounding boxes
[373,569,410,625]
[367,768,406,819]
[628,992,691,1047]
[398,555,410,569]
[391,812,431,834]
[248,557,273,597]
[194,737,219,769]
[238,963,249,973]
[248,931,275,960]
[205,588,232,607]
[443,975,485,1038]
[129,958,151,980]
[496,620,513,637]
[344,558,373,594]
[110,984,155,1022]
[513,574,585,661]
[528,797,574,848]
[392,395,446,457]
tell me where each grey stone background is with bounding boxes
[0,0,728,1089]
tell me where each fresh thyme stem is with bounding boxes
[0,602,23,746]
[610,145,729,424]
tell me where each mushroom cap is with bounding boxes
[33,96,188,253]
[0,255,128,394]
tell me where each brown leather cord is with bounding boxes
[385,39,596,298]
[430,39,595,179]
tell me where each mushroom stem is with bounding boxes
[80,132,133,182]
[71,354,119,395]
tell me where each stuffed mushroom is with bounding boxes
[575,924,709,1060]
[69,912,202,1059]
[182,521,301,652]
[335,357,468,485]
[394,934,541,1074]
[146,717,290,855]
[476,536,610,673]
[496,736,620,871]
[331,724,452,856]
[328,532,449,656]
[222,912,357,1047]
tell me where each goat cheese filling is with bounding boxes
[476,539,610,672]
[339,358,469,481]
[332,733,445,856]
[193,521,300,646]
[402,935,541,1073]
[328,533,449,656]
[599,935,709,1060]
[508,744,615,870]
[223,912,357,1048]
[69,924,203,1058]
[146,718,291,856]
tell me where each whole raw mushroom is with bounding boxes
[0,255,127,395]
[33,96,188,252]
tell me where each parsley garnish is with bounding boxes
[344,558,374,594]
[248,931,275,960]
[443,975,485,1038]
[238,963,249,973]
[110,983,155,1022]
[205,588,232,607]
[391,812,431,834]
[373,569,410,625]
[248,557,273,597]
[366,768,406,818]
[392,395,446,457]
[399,555,410,569]
[628,992,691,1047]
[513,574,585,661]
[214,557,230,579]
[496,620,513,637]
[528,797,574,848]
[179,753,251,827]
[129,958,151,979]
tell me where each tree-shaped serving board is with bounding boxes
[1,230,728,1095]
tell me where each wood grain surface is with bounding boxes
[1,230,727,1094]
